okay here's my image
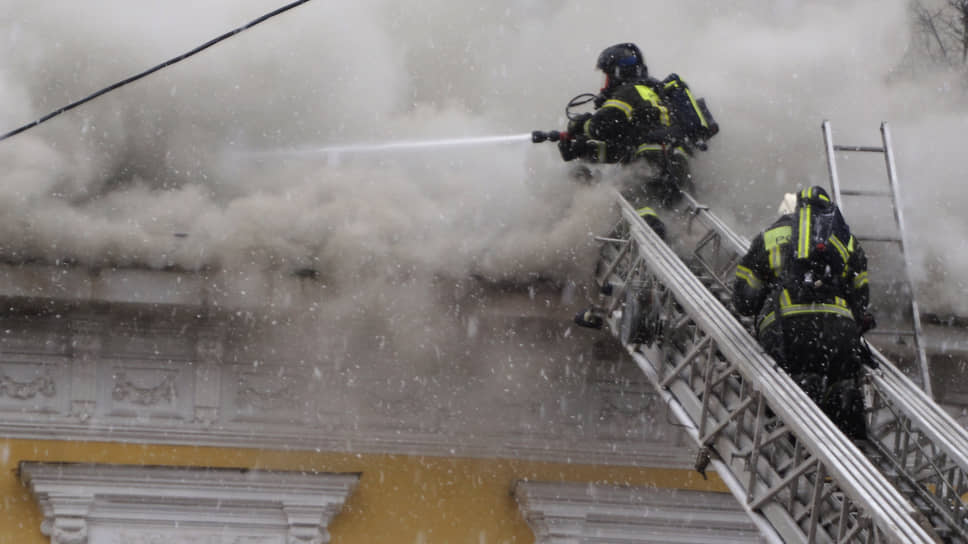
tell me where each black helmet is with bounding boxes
[797,186,833,208]
[596,43,647,83]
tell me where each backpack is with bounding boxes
[780,202,851,304]
[660,74,719,144]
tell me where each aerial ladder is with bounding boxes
[583,127,968,541]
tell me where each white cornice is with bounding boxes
[0,419,694,468]
[513,480,765,543]
[20,462,359,544]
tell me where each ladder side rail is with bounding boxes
[681,191,752,255]
[680,192,751,301]
[880,122,932,399]
[866,372,968,539]
[605,193,937,543]
[868,347,968,536]
[871,347,968,455]
[822,120,846,212]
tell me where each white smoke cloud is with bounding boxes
[0,0,964,317]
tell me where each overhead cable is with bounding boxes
[0,0,314,143]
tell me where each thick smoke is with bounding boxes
[0,0,964,314]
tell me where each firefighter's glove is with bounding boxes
[858,312,876,334]
[566,113,592,137]
[558,134,588,161]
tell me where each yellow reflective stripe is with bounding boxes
[758,302,855,332]
[758,313,777,331]
[637,206,658,218]
[783,304,853,319]
[800,187,829,203]
[768,245,782,273]
[763,226,791,250]
[758,312,774,331]
[797,206,811,259]
[684,87,708,128]
[781,289,793,306]
[636,143,664,154]
[781,291,844,309]
[635,144,688,156]
[735,265,762,289]
[853,271,869,288]
[634,85,670,125]
[582,118,593,137]
[685,87,708,128]
[602,99,633,119]
[763,225,790,275]
[828,234,849,263]
[662,78,708,125]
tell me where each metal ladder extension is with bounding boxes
[588,188,968,542]
[821,120,931,398]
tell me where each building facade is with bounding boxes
[0,262,761,543]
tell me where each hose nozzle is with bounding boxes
[531,130,565,143]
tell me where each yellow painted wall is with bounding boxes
[0,439,729,543]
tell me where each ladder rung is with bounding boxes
[856,234,902,244]
[833,144,884,153]
[840,189,893,197]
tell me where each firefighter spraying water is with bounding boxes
[532,43,719,205]
[240,43,720,200]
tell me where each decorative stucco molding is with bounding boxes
[20,462,359,544]
[236,372,300,410]
[0,264,695,468]
[0,368,55,399]
[513,480,766,543]
[112,371,177,406]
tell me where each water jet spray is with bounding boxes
[241,133,535,165]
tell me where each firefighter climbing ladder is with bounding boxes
[588,182,968,541]
[821,120,931,398]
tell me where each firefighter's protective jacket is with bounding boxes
[732,198,870,335]
[566,78,676,163]
[565,74,713,164]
